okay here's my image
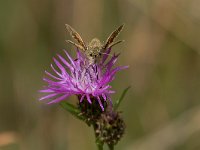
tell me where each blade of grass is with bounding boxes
[114,86,131,111]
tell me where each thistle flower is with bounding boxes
[39,48,128,111]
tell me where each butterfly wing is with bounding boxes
[65,24,87,51]
[103,24,124,49]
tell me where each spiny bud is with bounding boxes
[94,110,125,145]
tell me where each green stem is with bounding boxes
[96,143,103,150]
[108,144,114,150]
[93,124,104,150]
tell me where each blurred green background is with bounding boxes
[1,0,200,150]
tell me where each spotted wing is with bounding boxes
[103,24,124,49]
[65,24,87,51]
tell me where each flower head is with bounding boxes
[39,48,128,111]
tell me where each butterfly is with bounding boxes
[66,24,124,64]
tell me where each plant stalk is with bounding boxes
[97,143,103,150]
[93,124,104,150]
[108,144,114,150]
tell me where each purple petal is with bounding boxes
[97,96,104,111]
[76,49,85,61]
[86,94,92,104]
[53,58,66,76]
[45,71,62,80]
[39,89,54,93]
[64,50,75,67]
[105,54,120,71]
[110,66,129,77]
[43,78,61,86]
[39,93,58,101]
[47,94,69,104]
[107,90,115,94]
[57,54,74,71]
[93,86,110,95]
[47,86,75,94]
[102,48,111,63]
[102,94,107,101]
[51,64,62,77]
[80,95,85,102]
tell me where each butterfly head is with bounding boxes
[87,38,103,59]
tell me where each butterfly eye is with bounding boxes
[89,54,92,57]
